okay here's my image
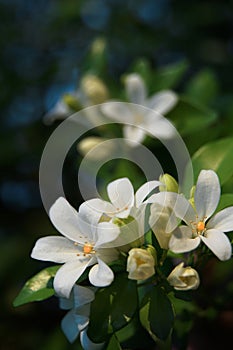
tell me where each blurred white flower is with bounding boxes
[169,170,233,261]
[60,285,104,349]
[31,197,120,298]
[101,73,178,145]
[167,262,200,290]
[127,248,155,280]
[43,74,108,124]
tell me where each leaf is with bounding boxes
[152,60,189,91]
[185,68,218,105]
[13,266,60,307]
[111,274,138,332]
[167,96,218,136]
[149,286,174,341]
[216,194,233,212]
[87,286,112,343]
[189,137,233,185]
[140,286,174,342]
[106,334,122,350]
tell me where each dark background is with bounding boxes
[1,1,233,349]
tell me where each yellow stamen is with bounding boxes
[83,243,93,254]
[197,221,205,232]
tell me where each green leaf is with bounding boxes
[87,286,112,343]
[13,266,60,307]
[185,68,218,105]
[149,286,174,341]
[106,334,122,350]
[140,286,174,342]
[189,137,233,185]
[216,194,233,212]
[152,60,189,91]
[111,274,138,332]
[167,97,218,136]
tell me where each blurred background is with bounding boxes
[1,0,233,349]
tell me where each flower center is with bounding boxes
[83,243,94,254]
[196,221,205,232]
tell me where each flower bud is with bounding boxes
[159,174,179,193]
[167,262,200,291]
[127,248,155,281]
[80,75,109,104]
[77,136,109,159]
[63,93,82,111]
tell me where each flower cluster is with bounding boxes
[29,170,233,349]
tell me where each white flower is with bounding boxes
[101,73,178,144]
[167,262,200,291]
[169,170,233,261]
[81,177,161,220]
[126,248,155,280]
[31,197,120,298]
[149,203,179,249]
[60,285,104,349]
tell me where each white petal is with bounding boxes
[194,170,220,220]
[169,226,200,253]
[88,258,114,287]
[201,229,232,261]
[145,192,195,225]
[207,206,233,232]
[54,257,96,298]
[123,125,145,144]
[101,102,134,123]
[49,197,83,242]
[80,329,105,350]
[79,199,116,224]
[125,73,147,104]
[146,90,178,115]
[94,222,120,248]
[135,180,161,207]
[143,112,177,139]
[31,236,80,263]
[61,310,80,343]
[73,285,95,308]
[107,178,134,215]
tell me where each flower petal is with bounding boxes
[49,197,83,242]
[194,170,220,220]
[54,257,96,298]
[31,236,80,263]
[207,206,233,232]
[145,192,196,225]
[143,112,177,139]
[125,73,147,104]
[123,125,145,144]
[107,178,134,217]
[101,101,134,123]
[146,90,178,115]
[61,310,80,343]
[94,222,120,248]
[200,229,232,261]
[73,285,95,308]
[135,180,161,207]
[80,329,105,350]
[169,226,200,253]
[88,258,114,287]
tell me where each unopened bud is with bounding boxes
[81,75,109,104]
[167,262,200,291]
[127,248,155,281]
[159,174,179,193]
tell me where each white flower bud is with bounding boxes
[167,262,200,291]
[127,248,155,281]
[159,174,179,193]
